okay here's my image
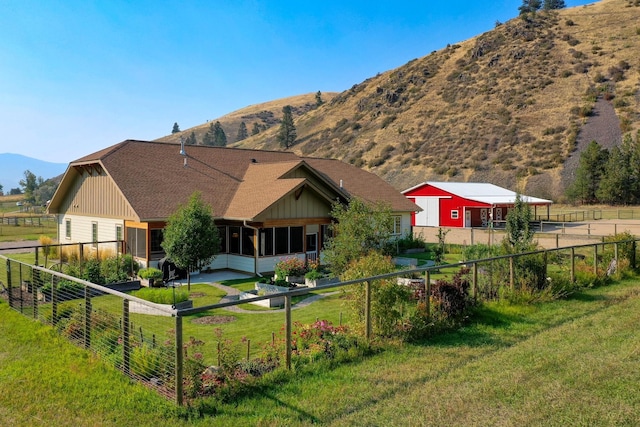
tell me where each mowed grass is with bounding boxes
[2,277,640,425]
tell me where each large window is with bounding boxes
[290,226,303,253]
[260,228,274,256]
[242,227,255,256]
[275,227,289,255]
[150,229,164,253]
[126,227,147,258]
[218,226,227,253]
[229,226,241,254]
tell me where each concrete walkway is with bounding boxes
[175,270,336,314]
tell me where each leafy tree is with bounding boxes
[236,122,248,142]
[277,105,297,149]
[33,179,58,206]
[19,170,43,204]
[0,183,3,195]
[172,122,180,134]
[186,131,197,145]
[504,193,535,252]
[161,192,220,290]
[212,121,227,147]
[566,141,608,204]
[9,188,21,195]
[251,122,261,136]
[543,0,565,10]
[323,198,393,278]
[315,90,323,107]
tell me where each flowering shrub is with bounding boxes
[274,256,307,278]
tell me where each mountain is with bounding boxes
[157,0,640,201]
[0,153,67,193]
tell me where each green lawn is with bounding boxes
[2,277,640,425]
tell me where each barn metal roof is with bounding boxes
[403,181,552,206]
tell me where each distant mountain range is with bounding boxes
[0,153,67,193]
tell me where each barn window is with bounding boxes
[451,210,459,219]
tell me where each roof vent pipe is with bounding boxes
[179,137,186,156]
[339,179,343,188]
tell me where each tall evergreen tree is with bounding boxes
[566,140,608,204]
[172,122,180,134]
[212,121,227,147]
[186,131,197,145]
[519,0,542,15]
[597,146,632,205]
[277,105,297,149]
[236,121,248,142]
[251,122,261,135]
[315,90,324,107]
[202,122,215,146]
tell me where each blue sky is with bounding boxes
[0,0,594,163]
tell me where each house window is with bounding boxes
[392,215,402,235]
[290,226,303,253]
[275,227,289,255]
[65,219,71,239]
[218,226,227,253]
[229,226,241,254]
[451,210,459,220]
[150,229,164,253]
[260,228,274,256]
[116,225,123,242]
[126,227,147,258]
[241,227,255,256]
[273,226,304,255]
[92,222,98,248]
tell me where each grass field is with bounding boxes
[2,276,640,426]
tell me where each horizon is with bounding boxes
[1,0,595,164]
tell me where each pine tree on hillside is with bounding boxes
[186,131,197,145]
[597,146,632,205]
[172,122,180,134]
[277,105,297,149]
[251,122,261,136]
[315,90,324,107]
[213,121,227,147]
[566,140,608,204]
[519,0,542,15]
[236,121,248,142]
[202,122,215,146]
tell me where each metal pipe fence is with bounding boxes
[1,237,638,405]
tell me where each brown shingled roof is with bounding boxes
[58,140,419,221]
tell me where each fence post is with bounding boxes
[285,294,292,370]
[472,262,478,301]
[632,241,637,270]
[365,280,372,341]
[34,247,39,267]
[175,315,184,406]
[84,286,92,350]
[509,256,514,291]
[425,271,431,319]
[570,247,575,283]
[6,259,12,308]
[122,299,130,375]
[593,245,598,276]
[543,251,548,279]
[556,234,559,249]
[614,242,619,267]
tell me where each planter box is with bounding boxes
[397,278,425,287]
[240,290,284,308]
[130,299,193,316]
[285,275,305,285]
[305,276,339,288]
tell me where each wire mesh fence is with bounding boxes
[1,237,638,405]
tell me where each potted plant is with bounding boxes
[274,257,307,284]
[138,267,163,287]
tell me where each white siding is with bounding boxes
[58,214,123,254]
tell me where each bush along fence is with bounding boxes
[0,237,638,406]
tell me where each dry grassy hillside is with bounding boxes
[159,0,640,201]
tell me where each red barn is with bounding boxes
[402,182,552,228]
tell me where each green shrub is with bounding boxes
[138,267,163,280]
[131,344,162,378]
[131,287,189,304]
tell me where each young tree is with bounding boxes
[277,105,297,149]
[323,198,393,278]
[543,0,565,10]
[236,121,248,142]
[251,122,261,136]
[0,183,3,195]
[202,122,215,146]
[315,90,324,107]
[172,122,181,134]
[565,140,608,204]
[186,131,197,145]
[161,192,220,290]
[212,121,227,147]
[504,193,535,252]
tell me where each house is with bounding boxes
[47,140,419,274]
[402,181,552,228]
